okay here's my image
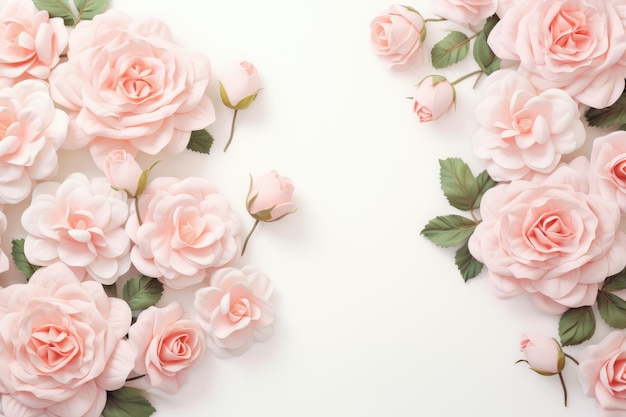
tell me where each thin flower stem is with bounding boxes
[558,371,568,407]
[564,353,579,365]
[241,219,260,256]
[134,197,143,226]
[424,17,446,23]
[126,374,146,382]
[224,109,239,152]
[451,69,483,86]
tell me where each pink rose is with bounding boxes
[413,76,455,122]
[472,69,585,181]
[519,333,564,375]
[128,302,205,394]
[247,170,296,222]
[468,157,626,314]
[0,263,134,417]
[488,0,626,108]
[590,131,626,213]
[103,149,143,196]
[219,61,260,110]
[579,331,626,417]
[0,209,7,274]
[194,266,274,356]
[126,176,241,289]
[0,0,68,82]
[21,173,131,284]
[431,0,498,26]
[48,10,215,167]
[0,80,68,204]
[370,5,425,68]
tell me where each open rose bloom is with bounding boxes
[370,5,425,68]
[431,0,497,26]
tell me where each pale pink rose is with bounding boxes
[247,170,296,222]
[0,263,134,417]
[103,149,143,196]
[220,61,259,110]
[413,76,455,122]
[21,173,131,285]
[194,266,274,356]
[48,10,215,168]
[468,157,626,314]
[0,79,68,204]
[370,5,425,68]
[0,209,7,274]
[126,176,241,289]
[0,0,68,82]
[128,302,205,394]
[520,333,564,375]
[431,0,498,26]
[488,0,626,108]
[472,69,585,181]
[590,131,626,213]
[579,331,626,417]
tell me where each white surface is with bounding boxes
[0,0,607,416]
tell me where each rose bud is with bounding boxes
[413,75,455,122]
[519,333,565,376]
[247,170,297,222]
[370,5,426,68]
[103,149,143,196]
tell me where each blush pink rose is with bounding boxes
[0,263,134,417]
[194,266,274,356]
[413,76,455,122]
[126,176,241,289]
[21,173,131,285]
[0,209,7,274]
[488,0,626,108]
[0,79,68,204]
[220,61,260,110]
[103,149,143,196]
[468,157,626,314]
[472,69,585,181]
[247,170,297,222]
[370,5,425,68]
[48,10,215,168]
[590,131,626,213]
[579,331,626,417]
[520,333,565,375]
[431,0,498,26]
[128,302,205,394]
[0,0,68,82]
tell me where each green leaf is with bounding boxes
[602,267,626,291]
[33,0,108,26]
[11,239,38,280]
[454,240,483,282]
[474,170,498,209]
[439,158,479,211]
[186,129,214,155]
[420,215,477,248]
[597,291,626,329]
[103,386,155,417]
[585,93,626,129]
[431,31,470,69]
[559,306,596,346]
[472,15,501,75]
[135,161,160,196]
[122,275,163,311]
[73,0,108,21]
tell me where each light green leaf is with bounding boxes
[585,93,626,129]
[439,158,479,211]
[431,31,470,69]
[420,215,477,248]
[474,170,498,209]
[135,161,160,196]
[103,386,155,417]
[33,0,108,26]
[472,15,501,75]
[186,129,214,155]
[597,291,626,329]
[559,306,596,346]
[454,240,483,282]
[122,276,163,311]
[601,267,626,292]
[11,238,38,280]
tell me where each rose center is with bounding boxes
[30,324,79,371]
[527,214,574,252]
[516,118,533,134]
[550,9,590,52]
[229,300,249,322]
[612,158,626,187]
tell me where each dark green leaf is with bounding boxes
[559,306,595,346]
[472,15,501,75]
[473,170,498,209]
[33,0,108,26]
[431,31,470,69]
[420,215,477,248]
[454,240,483,281]
[585,93,626,129]
[122,275,163,311]
[11,238,38,280]
[597,291,626,328]
[103,386,155,417]
[439,158,480,211]
[186,129,214,155]
[602,267,626,292]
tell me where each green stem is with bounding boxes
[564,353,579,366]
[424,17,446,23]
[451,69,483,86]
[558,371,568,407]
[224,109,239,152]
[241,219,260,256]
[134,197,142,226]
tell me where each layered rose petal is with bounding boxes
[431,0,497,26]
[590,131,626,213]
[247,170,296,222]
[370,5,425,68]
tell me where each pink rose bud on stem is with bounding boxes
[517,333,579,406]
[103,150,143,196]
[219,61,260,152]
[370,5,426,68]
[242,170,297,255]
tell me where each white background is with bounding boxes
[1,0,610,416]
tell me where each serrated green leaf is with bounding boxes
[585,93,626,129]
[420,215,477,248]
[103,386,155,417]
[11,238,38,280]
[186,129,214,155]
[472,15,501,75]
[33,0,108,26]
[597,291,626,328]
[602,267,626,292]
[122,276,163,311]
[559,306,595,346]
[439,158,480,211]
[454,240,483,281]
[431,31,470,69]
[474,170,498,209]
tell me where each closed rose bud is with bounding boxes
[219,61,260,110]
[247,170,296,222]
[413,75,455,122]
[519,333,565,376]
[370,5,425,68]
[103,149,143,196]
